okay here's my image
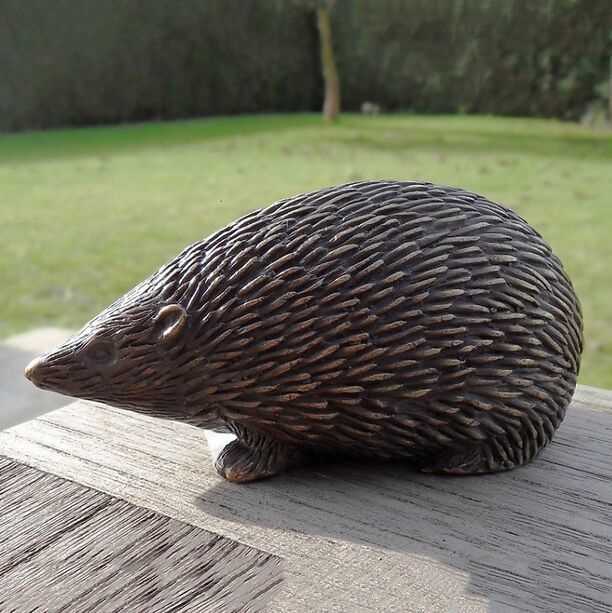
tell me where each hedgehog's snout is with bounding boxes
[24,355,44,385]
[24,351,73,391]
[25,333,119,394]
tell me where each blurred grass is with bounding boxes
[0,113,610,388]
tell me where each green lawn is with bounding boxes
[1,114,610,388]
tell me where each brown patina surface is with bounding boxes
[26,180,583,482]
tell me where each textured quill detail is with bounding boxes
[27,180,583,478]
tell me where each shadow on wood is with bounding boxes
[196,389,612,612]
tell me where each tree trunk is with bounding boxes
[317,7,340,122]
[608,55,612,121]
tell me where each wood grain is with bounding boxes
[1,385,611,612]
[0,457,282,612]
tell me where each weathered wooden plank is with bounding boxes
[0,457,282,613]
[1,385,611,612]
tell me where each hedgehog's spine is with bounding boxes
[418,437,529,475]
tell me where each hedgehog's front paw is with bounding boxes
[214,439,285,483]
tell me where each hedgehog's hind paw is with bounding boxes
[214,437,304,484]
[418,442,522,475]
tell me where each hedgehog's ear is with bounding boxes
[153,304,187,343]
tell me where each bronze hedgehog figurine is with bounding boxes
[26,180,583,483]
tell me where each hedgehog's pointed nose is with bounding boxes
[25,355,44,385]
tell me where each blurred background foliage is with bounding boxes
[0,0,610,132]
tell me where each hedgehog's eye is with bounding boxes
[153,303,187,343]
[84,339,117,367]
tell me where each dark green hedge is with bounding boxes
[0,0,320,131]
[332,0,611,119]
[0,0,609,131]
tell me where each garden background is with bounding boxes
[1,0,610,395]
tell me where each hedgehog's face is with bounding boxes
[25,295,208,423]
